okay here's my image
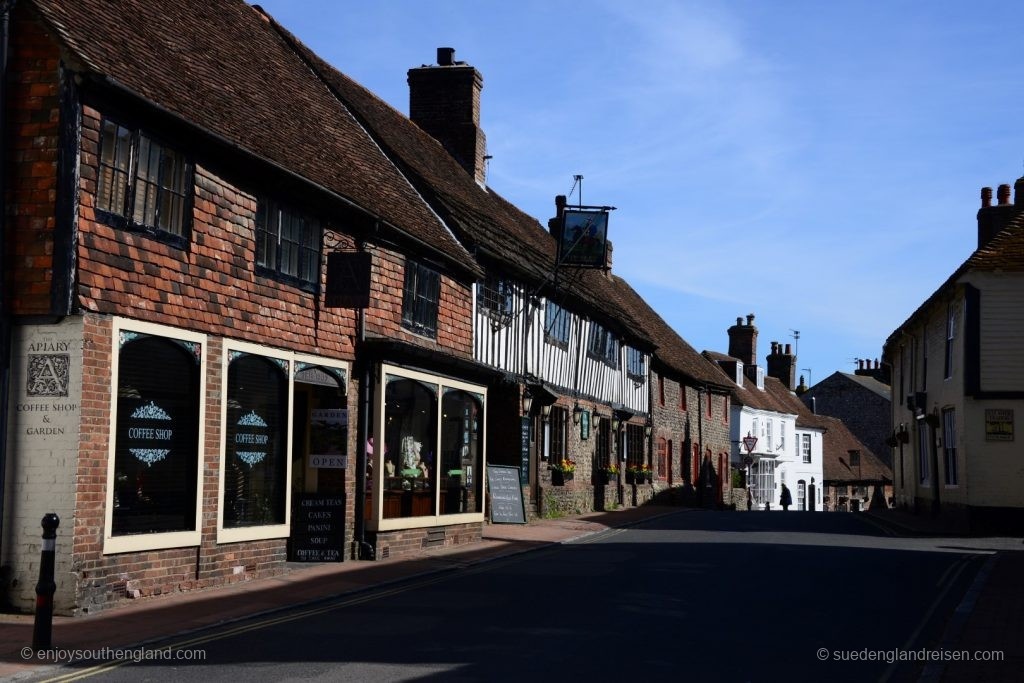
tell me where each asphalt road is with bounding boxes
[38,511,994,683]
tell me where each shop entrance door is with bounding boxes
[288,366,347,562]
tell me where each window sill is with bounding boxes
[103,529,200,555]
[217,522,290,545]
[255,265,319,294]
[399,323,439,341]
[95,208,190,250]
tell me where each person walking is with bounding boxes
[780,483,793,511]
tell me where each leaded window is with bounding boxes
[401,260,441,337]
[96,118,191,244]
[255,200,321,289]
[587,322,619,367]
[626,347,645,378]
[545,300,571,346]
[478,276,514,317]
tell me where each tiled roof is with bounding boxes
[885,210,1024,351]
[266,14,657,345]
[608,278,733,388]
[838,373,892,401]
[702,354,803,413]
[29,0,477,273]
[704,350,741,363]
[268,17,554,284]
[814,415,892,483]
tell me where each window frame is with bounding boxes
[369,364,487,532]
[801,433,812,464]
[95,116,193,249]
[587,321,620,369]
[942,407,958,487]
[944,303,955,380]
[401,259,442,338]
[477,275,515,319]
[254,198,322,292]
[626,347,646,380]
[104,317,207,555]
[544,299,571,348]
[548,405,568,463]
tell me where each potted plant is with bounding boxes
[627,463,651,484]
[550,458,576,486]
[598,464,620,485]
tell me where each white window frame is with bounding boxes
[801,433,812,464]
[797,480,806,511]
[104,317,207,555]
[216,343,349,544]
[370,363,487,532]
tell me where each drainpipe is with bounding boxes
[353,239,374,560]
[0,0,19,563]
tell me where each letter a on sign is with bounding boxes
[325,252,371,308]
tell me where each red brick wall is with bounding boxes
[371,522,481,561]
[364,248,473,357]
[4,9,60,314]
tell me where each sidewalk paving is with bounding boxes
[0,505,677,679]
[865,507,1024,683]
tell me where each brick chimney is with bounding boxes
[977,178,1024,249]
[766,341,796,391]
[408,48,487,186]
[727,314,758,369]
[854,357,891,385]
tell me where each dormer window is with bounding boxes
[756,367,765,390]
[735,362,744,386]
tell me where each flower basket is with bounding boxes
[552,470,573,486]
[627,465,652,485]
[550,459,576,486]
[599,469,618,485]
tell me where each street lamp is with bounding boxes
[522,391,533,416]
[572,403,583,424]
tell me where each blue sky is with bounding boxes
[259,0,1024,387]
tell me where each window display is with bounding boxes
[383,376,438,518]
[224,353,288,528]
[112,334,200,535]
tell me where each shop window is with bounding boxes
[223,353,289,529]
[96,117,191,246]
[375,367,486,527]
[401,260,441,338]
[255,199,321,290]
[382,376,438,519]
[441,389,484,515]
[111,334,201,539]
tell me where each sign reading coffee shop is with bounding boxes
[126,401,173,465]
[289,494,345,562]
[235,410,269,465]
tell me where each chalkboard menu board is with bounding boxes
[289,494,345,562]
[487,465,526,524]
[520,417,530,483]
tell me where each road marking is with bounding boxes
[935,557,966,588]
[878,555,974,683]
[40,555,532,683]
[572,528,625,545]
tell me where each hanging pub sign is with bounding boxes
[325,251,372,308]
[558,208,609,268]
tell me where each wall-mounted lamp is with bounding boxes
[522,391,533,416]
[592,413,602,428]
[644,422,653,438]
[611,417,621,432]
[572,403,583,424]
[542,403,553,420]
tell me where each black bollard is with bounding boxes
[32,513,60,652]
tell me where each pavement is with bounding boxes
[0,505,676,680]
[865,507,1024,682]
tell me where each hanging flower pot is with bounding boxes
[552,469,574,486]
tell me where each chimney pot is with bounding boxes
[736,317,743,326]
[874,358,880,369]
[771,341,779,354]
[746,313,755,326]
[997,184,1011,205]
[784,343,792,355]
[1015,177,1024,206]
[982,187,992,208]
[437,47,455,66]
